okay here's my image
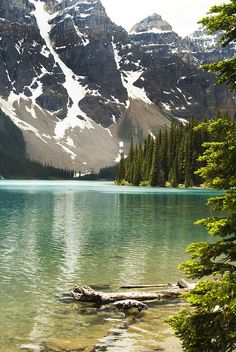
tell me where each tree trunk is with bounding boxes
[71,283,194,304]
[120,284,174,289]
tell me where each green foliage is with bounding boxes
[170,6,236,344]
[116,152,126,183]
[0,108,26,155]
[199,0,236,89]
[170,274,236,352]
[98,165,118,180]
[116,118,208,187]
[169,116,236,352]
[195,117,236,189]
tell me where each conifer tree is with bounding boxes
[160,128,169,183]
[169,116,236,351]
[168,163,177,187]
[144,134,155,182]
[116,152,125,183]
[199,0,236,89]
[169,2,236,347]
[132,145,142,186]
[115,121,209,187]
[150,139,159,187]
[125,138,134,183]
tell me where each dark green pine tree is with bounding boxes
[170,2,236,347]
[132,145,142,186]
[150,138,159,186]
[142,134,155,182]
[157,130,165,186]
[116,152,125,183]
[167,123,180,187]
[183,118,196,187]
[169,162,178,187]
[160,128,169,184]
[141,137,149,182]
[176,134,185,185]
[115,119,210,187]
[125,138,134,183]
[169,116,236,352]
[200,1,236,90]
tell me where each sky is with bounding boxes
[101,0,227,37]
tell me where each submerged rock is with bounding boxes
[113,299,148,311]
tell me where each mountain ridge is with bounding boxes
[0,1,235,174]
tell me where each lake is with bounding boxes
[0,181,218,351]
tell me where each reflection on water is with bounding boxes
[0,181,217,351]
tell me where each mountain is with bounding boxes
[0,108,74,179]
[183,26,236,64]
[129,14,236,122]
[129,13,189,60]
[0,2,235,174]
[130,14,236,64]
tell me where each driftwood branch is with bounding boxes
[71,280,195,305]
[120,283,175,289]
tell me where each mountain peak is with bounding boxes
[130,13,172,34]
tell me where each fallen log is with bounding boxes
[120,283,175,289]
[71,283,194,304]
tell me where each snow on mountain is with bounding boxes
[0,2,235,172]
[183,26,236,64]
[30,0,94,138]
[129,13,187,58]
[130,13,172,34]
[112,41,152,106]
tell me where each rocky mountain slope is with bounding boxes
[129,14,188,60]
[183,26,236,64]
[0,1,235,173]
[130,14,236,64]
[129,14,236,122]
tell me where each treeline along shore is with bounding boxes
[116,117,216,188]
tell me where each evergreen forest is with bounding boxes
[0,109,74,179]
[116,118,212,187]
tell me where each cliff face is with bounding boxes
[130,14,236,64]
[0,2,235,172]
[129,14,190,61]
[129,14,236,120]
[183,26,236,64]
[0,0,35,24]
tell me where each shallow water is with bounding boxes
[0,181,217,351]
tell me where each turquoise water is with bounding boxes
[0,181,218,351]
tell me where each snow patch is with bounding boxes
[66,137,75,148]
[41,45,50,58]
[0,96,48,143]
[161,102,171,111]
[112,115,116,124]
[80,13,91,18]
[112,41,152,106]
[148,130,156,139]
[55,141,77,160]
[176,117,188,126]
[177,76,186,84]
[105,128,113,137]
[72,19,90,45]
[115,141,126,163]
[130,29,172,35]
[122,70,152,105]
[15,39,24,54]
[30,0,94,140]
